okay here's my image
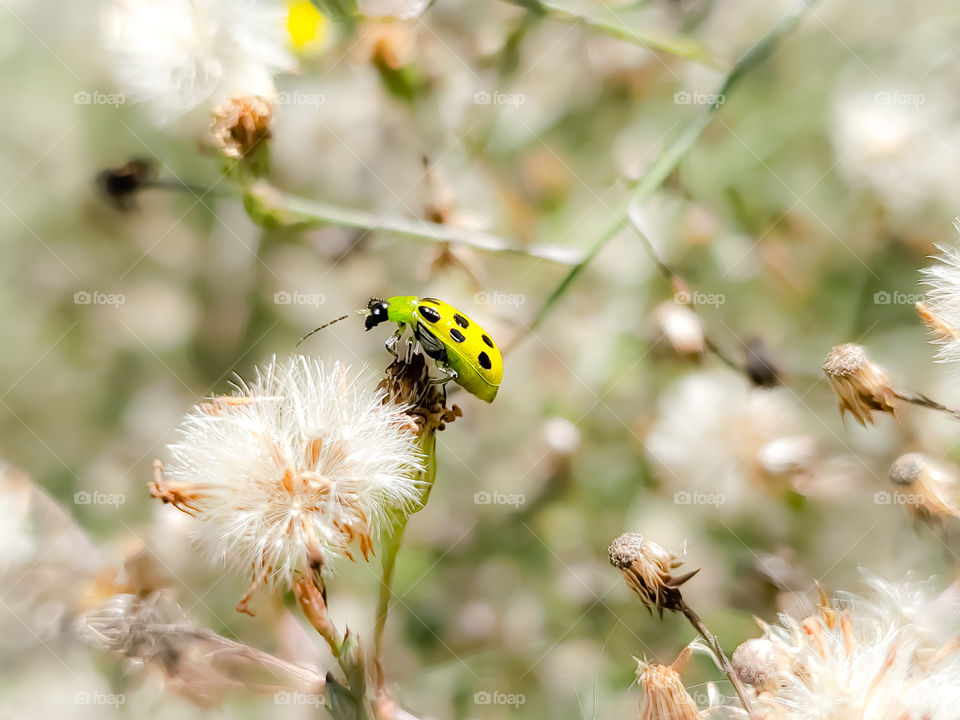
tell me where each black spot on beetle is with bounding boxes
[449,328,465,343]
[481,334,494,348]
[477,351,492,370]
[453,313,469,328]
[418,305,441,323]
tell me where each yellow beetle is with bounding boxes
[363,296,503,403]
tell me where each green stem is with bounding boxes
[373,432,438,690]
[514,0,818,347]
[681,604,753,715]
[374,527,405,688]
[525,0,716,64]
[243,185,582,265]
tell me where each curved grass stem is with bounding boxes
[510,0,819,352]
[507,0,716,64]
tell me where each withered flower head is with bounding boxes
[377,344,462,436]
[822,343,896,426]
[888,452,960,526]
[211,95,273,159]
[635,647,702,720]
[608,532,698,615]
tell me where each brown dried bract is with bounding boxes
[149,459,203,516]
[377,346,462,435]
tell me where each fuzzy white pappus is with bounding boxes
[734,576,960,720]
[159,355,425,591]
[920,224,960,366]
[102,0,295,123]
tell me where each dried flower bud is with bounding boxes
[732,638,782,694]
[635,647,701,720]
[888,452,960,526]
[608,532,698,615]
[97,158,156,210]
[822,343,896,426]
[211,95,273,159]
[745,337,781,388]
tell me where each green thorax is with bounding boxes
[384,296,421,325]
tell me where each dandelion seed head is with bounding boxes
[647,370,803,511]
[159,355,424,590]
[103,0,295,123]
[920,232,960,366]
[744,578,960,720]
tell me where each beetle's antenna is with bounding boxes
[296,315,350,347]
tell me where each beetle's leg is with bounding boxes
[430,362,458,385]
[385,323,405,358]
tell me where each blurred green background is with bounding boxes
[2,0,960,718]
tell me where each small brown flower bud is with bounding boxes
[608,532,698,615]
[745,337,781,388]
[97,158,156,210]
[210,95,273,159]
[822,343,896,426]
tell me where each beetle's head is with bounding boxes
[365,298,390,331]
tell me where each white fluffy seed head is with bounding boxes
[744,578,960,720]
[102,0,295,123]
[162,355,425,589]
[920,228,960,366]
